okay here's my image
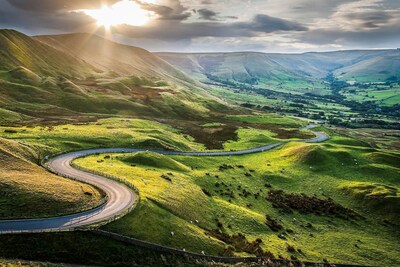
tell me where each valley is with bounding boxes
[0,28,399,267]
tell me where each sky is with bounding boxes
[0,0,399,53]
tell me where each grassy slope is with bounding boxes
[74,126,400,266]
[35,33,191,82]
[0,115,312,156]
[0,112,398,265]
[0,30,94,78]
[343,84,400,106]
[0,118,205,155]
[335,50,400,82]
[0,107,31,125]
[0,30,228,122]
[157,52,329,94]
[222,114,313,150]
[0,137,104,219]
[226,114,305,127]
[35,33,229,118]
[157,50,399,93]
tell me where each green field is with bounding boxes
[0,115,311,219]
[1,113,399,266]
[0,118,205,155]
[73,126,400,266]
[226,114,306,127]
[343,85,400,106]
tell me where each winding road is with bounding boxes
[0,125,329,233]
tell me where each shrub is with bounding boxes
[266,189,359,219]
[4,129,17,134]
[287,244,296,253]
[265,215,283,232]
[202,188,212,197]
[161,174,172,182]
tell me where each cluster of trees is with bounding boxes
[205,73,258,91]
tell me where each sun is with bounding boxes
[82,0,156,29]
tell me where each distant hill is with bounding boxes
[334,50,400,82]
[157,49,399,91]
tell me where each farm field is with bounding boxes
[343,86,400,106]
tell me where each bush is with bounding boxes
[265,215,283,232]
[202,188,212,197]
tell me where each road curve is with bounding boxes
[0,150,137,233]
[0,125,328,233]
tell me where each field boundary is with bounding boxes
[91,229,370,267]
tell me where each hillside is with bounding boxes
[35,33,193,84]
[0,30,228,123]
[0,29,95,78]
[0,137,104,219]
[157,52,323,93]
[334,49,400,82]
[157,49,399,91]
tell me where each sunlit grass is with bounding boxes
[0,138,104,219]
[74,129,400,265]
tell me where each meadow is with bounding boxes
[0,113,399,266]
[0,114,312,219]
[343,85,400,106]
[73,124,400,266]
[0,118,205,155]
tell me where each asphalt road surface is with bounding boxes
[0,125,328,233]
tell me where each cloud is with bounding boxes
[6,0,119,11]
[0,1,96,34]
[295,0,400,48]
[241,14,307,32]
[137,0,191,21]
[311,0,400,31]
[116,14,307,40]
[1,0,399,52]
[197,8,218,20]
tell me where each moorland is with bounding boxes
[0,29,399,266]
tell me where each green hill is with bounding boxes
[119,152,190,172]
[157,52,324,93]
[6,66,42,85]
[0,29,95,78]
[35,33,194,84]
[0,30,228,123]
[335,50,400,82]
[157,49,400,92]
[0,137,104,219]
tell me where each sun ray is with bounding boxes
[81,0,156,30]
